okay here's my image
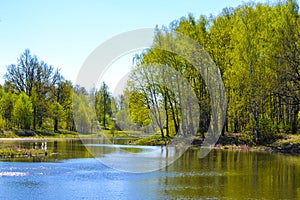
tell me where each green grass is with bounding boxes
[0,148,51,158]
[270,134,300,147]
[134,135,172,146]
[0,130,18,138]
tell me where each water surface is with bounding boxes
[0,139,299,199]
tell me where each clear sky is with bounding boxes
[0,0,268,93]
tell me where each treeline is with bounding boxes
[1,1,300,142]
[123,0,300,142]
[0,49,115,134]
[0,49,130,135]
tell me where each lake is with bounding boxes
[0,138,299,199]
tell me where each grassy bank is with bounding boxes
[132,133,300,154]
[203,133,300,153]
[0,129,79,138]
[0,129,140,139]
[267,134,300,153]
[0,148,50,158]
[1,129,299,154]
[134,135,172,146]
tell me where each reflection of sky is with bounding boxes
[85,144,186,173]
[0,159,164,199]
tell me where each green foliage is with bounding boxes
[2,1,300,142]
[115,109,132,130]
[126,0,300,140]
[95,82,112,128]
[217,133,256,146]
[134,135,171,146]
[12,93,33,129]
[129,91,151,128]
[258,114,276,137]
[1,50,76,133]
[0,92,16,128]
[72,93,94,133]
[0,115,5,130]
[50,101,65,131]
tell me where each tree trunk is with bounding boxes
[167,92,180,135]
[54,118,58,132]
[292,103,298,134]
[164,89,170,137]
[33,108,36,130]
[160,128,164,138]
[254,101,259,139]
[187,97,194,135]
[103,97,106,128]
[234,117,238,133]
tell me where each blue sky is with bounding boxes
[0,0,268,92]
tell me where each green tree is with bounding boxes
[49,101,65,132]
[4,49,60,129]
[128,91,151,128]
[95,82,112,128]
[0,92,16,128]
[12,93,33,129]
[270,1,300,134]
[60,81,75,131]
[72,93,95,133]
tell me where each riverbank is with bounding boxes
[133,133,300,154]
[0,129,79,138]
[1,129,299,154]
[197,133,300,154]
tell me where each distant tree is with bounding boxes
[59,81,75,131]
[4,49,59,96]
[72,93,94,133]
[4,49,60,129]
[95,82,112,128]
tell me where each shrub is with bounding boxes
[258,114,277,143]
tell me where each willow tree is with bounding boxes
[122,0,300,140]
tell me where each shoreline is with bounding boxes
[1,133,299,155]
[205,144,300,154]
[0,137,80,141]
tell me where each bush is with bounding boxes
[134,136,171,146]
[258,114,277,143]
[15,130,35,137]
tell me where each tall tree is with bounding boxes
[4,49,60,129]
[95,82,112,128]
